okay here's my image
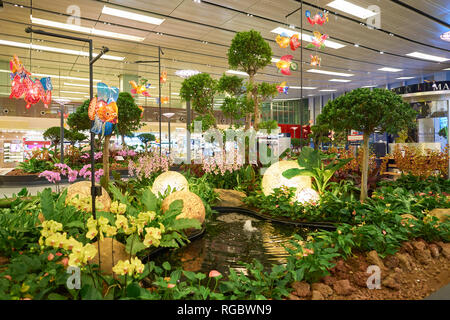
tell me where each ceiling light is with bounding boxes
[271,27,346,49]
[319,89,337,92]
[396,77,414,80]
[226,70,249,76]
[405,52,449,62]
[440,31,450,42]
[444,68,450,70]
[307,69,354,77]
[380,51,384,54]
[31,16,145,42]
[175,69,201,78]
[102,6,165,25]
[326,0,377,19]
[362,85,377,88]
[329,79,351,82]
[271,58,280,63]
[378,67,403,72]
[0,39,125,61]
[290,86,318,90]
[354,43,359,47]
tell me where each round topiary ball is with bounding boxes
[151,171,189,197]
[161,190,205,224]
[65,181,111,213]
[261,160,312,196]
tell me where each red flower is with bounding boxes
[55,252,63,257]
[47,253,54,261]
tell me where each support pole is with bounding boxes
[60,104,64,164]
[186,100,191,164]
[159,47,162,158]
[448,100,450,180]
[300,0,304,148]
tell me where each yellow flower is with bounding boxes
[104,225,117,237]
[130,257,145,274]
[115,215,128,229]
[110,201,119,214]
[118,203,127,215]
[20,283,30,293]
[112,260,132,276]
[86,228,98,240]
[143,227,162,247]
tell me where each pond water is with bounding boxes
[154,212,312,275]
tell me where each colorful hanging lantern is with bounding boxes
[276,33,301,51]
[310,55,321,66]
[9,55,52,109]
[306,32,328,50]
[88,82,119,137]
[305,10,328,26]
[138,105,144,118]
[276,55,298,75]
[276,81,289,95]
[129,79,151,97]
[160,71,167,83]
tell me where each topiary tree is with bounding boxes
[67,99,91,133]
[217,74,249,128]
[138,133,156,152]
[43,126,69,153]
[116,92,143,145]
[319,88,417,201]
[180,73,218,130]
[228,30,273,130]
[65,130,87,146]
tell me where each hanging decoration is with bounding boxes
[160,71,168,83]
[276,55,298,75]
[305,10,328,26]
[9,55,53,109]
[138,105,144,118]
[306,31,328,49]
[156,96,169,104]
[88,82,119,137]
[129,79,151,97]
[310,55,321,66]
[276,81,289,95]
[276,33,301,51]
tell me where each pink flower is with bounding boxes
[61,258,69,267]
[419,193,426,196]
[167,283,176,288]
[382,230,386,235]
[209,270,221,278]
[55,252,62,257]
[47,253,54,261]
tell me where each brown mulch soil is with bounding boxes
[5,169,40,176]
[289,239,450,300]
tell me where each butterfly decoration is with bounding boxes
[138,105,144,118]
[276,55,298,76]
[276,33,301,51]
[156,96,169,104]
[277,81,289,95]
[57,111,69,119]
[88,82,119,137]
[9,55,53,109]
[129,79,151,97]
[305,10,328,26]
[310,55,321,67]
[306,31,329,49]
[160,71,167,84]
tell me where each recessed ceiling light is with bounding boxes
[326,0,377,19]
[289,86,318,90]
[271,27,346,49]
[444,68,450,70]
[362,85,377,88]
[329,79,351,82]
[406,52,449,62]
[0,39,125,61]
[307,69,354,77]
[396,77,414,80]
[226,70,249,76]
[440,31,450,42]
[378,67,403,72]
[380,51,384,54]
[30,16,145,42]
[175,70,201,78]
[320,89,337,92]
[354,43,359,47]
[102,6,165,25]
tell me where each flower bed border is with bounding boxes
[212,206,338,231]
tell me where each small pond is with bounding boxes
[154,212,313,275]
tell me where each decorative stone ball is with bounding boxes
[151,171,189,197]
[261,160,312,196]
[90,238,129,276]
[65,181,111,213]
[295,187,320,205]
[161,190,205,224]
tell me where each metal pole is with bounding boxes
[89,40,96,218]
[300,0,304,148]
[60,104,64,164]
[186,100,191,164]
[448,100,450,180]
[158,47,162,158]
[168,118,171,154]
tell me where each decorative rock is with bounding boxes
[428,208,450,223]
[65,181,111,213]
[311,283,333,297]
[402,242,414,255]
[414,249,432,265]
[382,273,400,290]
[333,279,354,296]
[261,160,311,196]
[214,189,246,207]
[353,271,369,288]
[288,293,301,300]
[412,241,426,251]
[292,281,311,297]
[311,290,325,300]
[396,253,413,271]
[384,255,399,269]
[151,171,189,197]
[366,250,386,270]
[438,242,450,259]
[90,238,129,275]
[161,190,205,224]
[429,244,440,258]
[322,275,337,286]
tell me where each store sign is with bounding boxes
[348,130,363,141]
[392,81,450,95]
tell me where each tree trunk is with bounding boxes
[360,133,370,202]
[122,135,126,147]
[102,135,111,190]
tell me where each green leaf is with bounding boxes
[80,284,103,300]
[282,168,303,179]
[169,218,201,231]
[47,293,68,300]
[162,261,171,271]
[125,234,147,255]
[40,188,54,220]
[65,221,85,229]
[142,189,158,212]
[126,282,143,299]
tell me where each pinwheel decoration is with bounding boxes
[306,31,328,50]
[305,10,328,26]
[88,83,119,136]
[160,71,167,83]
[9,55,53,109]
[277,81,289,95]
[276,55,298,76]
[310,55,321,67]
[129,79,151,97]
[276,33,301,51]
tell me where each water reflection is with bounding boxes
[154,212,309,275]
